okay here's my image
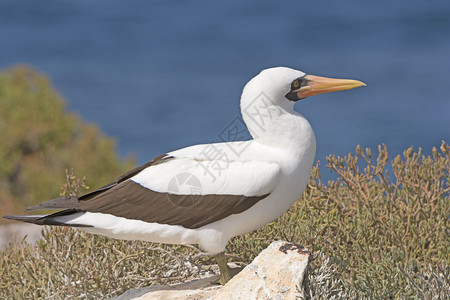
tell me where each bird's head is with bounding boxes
[240,67,365,141]
[241,66,366,111]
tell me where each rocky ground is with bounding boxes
[111,241,310,300]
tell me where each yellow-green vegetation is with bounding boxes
[0,66,134,218]
[1,143,448,299]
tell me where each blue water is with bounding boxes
[1,1,449,181]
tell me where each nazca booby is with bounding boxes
[4,67,365,284]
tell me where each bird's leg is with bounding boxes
[212,252,243,285]
[214,252,231,285]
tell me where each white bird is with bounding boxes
[4,67,365,284]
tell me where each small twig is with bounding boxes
[183,244,204,254]
[191,252,214,260]
[149,246,183,267]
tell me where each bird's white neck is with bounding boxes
[240,95,315,156]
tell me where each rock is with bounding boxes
[113,275,221,300]
[212,241,310,299]
[116,240,310,300]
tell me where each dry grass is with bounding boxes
[1,142,449,299]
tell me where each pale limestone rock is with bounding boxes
[115,240,310,300]
[114,275,221,300]
[211,241,310,300]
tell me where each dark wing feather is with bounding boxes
[12,153,269,229]
[75,180,269,229]
[26,196,79,211]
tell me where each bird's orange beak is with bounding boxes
[295,75,366,98]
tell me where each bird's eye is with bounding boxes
[292,80,301,89]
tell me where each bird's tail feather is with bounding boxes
[3,210,92,228]
[3,214,47,224]
[25,196,79,211]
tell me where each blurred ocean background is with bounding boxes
[1,0,449,181]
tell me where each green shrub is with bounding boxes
[0,66,134,218]
[1,143,448,299]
